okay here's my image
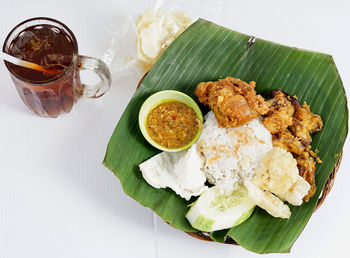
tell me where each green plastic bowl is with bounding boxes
[139,90,203,152]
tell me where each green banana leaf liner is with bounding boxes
[104,19,348,254]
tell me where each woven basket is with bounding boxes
[136,73,343,245]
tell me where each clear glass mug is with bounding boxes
[2,17,111,118]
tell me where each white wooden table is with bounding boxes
[0,0,349,257]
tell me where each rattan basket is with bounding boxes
[136,73,343,245]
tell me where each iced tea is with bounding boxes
[4,22,81,117]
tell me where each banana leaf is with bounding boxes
[103,19,348,253]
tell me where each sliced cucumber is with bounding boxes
[186,185,255,232]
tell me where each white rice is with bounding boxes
[197,111,273,195]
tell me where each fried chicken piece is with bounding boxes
[289,118,312,145]
[294,103,323,133]
[309,149,322,164]
[296,152,316,202]
[262,105,294,134]
[264,89,323,147]
[195,77,269,128]
[272,129,306,155]
[263,89,322,201]
[287,98,323,146]
[262,90,295,134]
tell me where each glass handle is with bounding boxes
[78,55,112,98]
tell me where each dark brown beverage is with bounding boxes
[4,17,111,117]
[7,24,76,82]
[4,20,81,117]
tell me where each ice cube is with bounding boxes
[40,54,67,73]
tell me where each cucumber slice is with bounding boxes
[186,185,255,232]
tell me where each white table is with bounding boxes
[0,0,349,257]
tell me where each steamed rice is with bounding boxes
[197,111,273,194]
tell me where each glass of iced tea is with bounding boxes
[2,17,111,117]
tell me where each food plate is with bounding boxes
[135,73,344,244]
[103,19,348,253]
